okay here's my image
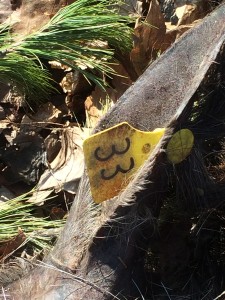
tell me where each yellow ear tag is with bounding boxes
[166,129,194,164]
[83,122,165,203]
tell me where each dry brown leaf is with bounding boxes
[28,126,89,204]
[3,126,18,144]
[20,102,62,134]
[12,0,69,34]
[27,102,61,123]
[60,72,74,94]
[178,3,210,26]
[85,63,132,128]
[50,207,66,220]
[0,0,13,23]
[44,132,61,163]
[49,61,72,71]
[0,120,11,135]
[163,20,200,50]
[130,1,215,75]
[0,229,26,262]
[116,0,142,16]
[130,0,166,75]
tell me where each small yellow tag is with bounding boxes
[166,129,194,164]
[83,122,165,203]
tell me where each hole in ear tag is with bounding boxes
[83,122,165,203]
[166,129,194,164]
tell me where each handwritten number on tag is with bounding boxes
[100,157,135,180]
[94,137,131,161]
[94,137,134,180]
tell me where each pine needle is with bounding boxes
[0,191,65,251]
[0,0,133,102]
[0,52,53,103]
[16,0,133,85]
